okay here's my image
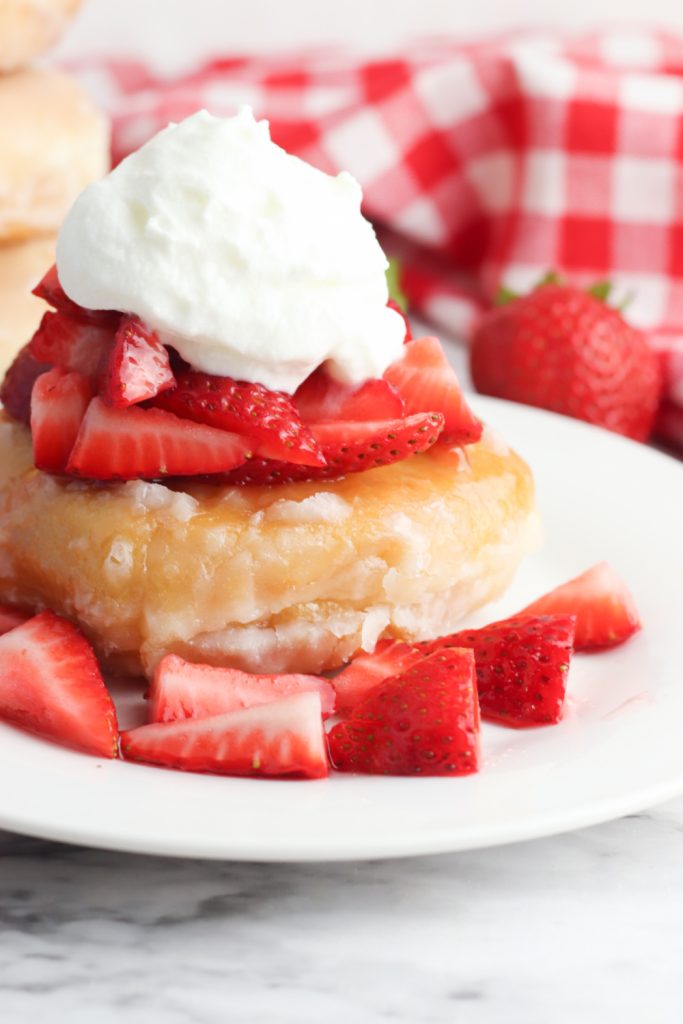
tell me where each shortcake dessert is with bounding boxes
[0,109,538,678]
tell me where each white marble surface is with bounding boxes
[1,798,683,1023]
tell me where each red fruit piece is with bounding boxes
[121,691,329,779]
[32,264,119,327]
[101,316,175,408]
[67,397,252,481]
[333,639,419,714]
[293,366,404,423]
[149,654,336,722]
[384,336,482,445]
[518,563,641,650]
[0,610,118,757]
[31,368,93,473]
[421,614,576,728]
[470,283,661,442]
[153,370,324,467]
[0,605,30,636]
[218,411,444,485]
[0,344,50,425]
[328,647,480,776]
[387,298,412,342]
[29,311,116,378]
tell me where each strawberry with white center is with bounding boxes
[121,691,329,779]
[293,367,404,423]
[101,316,175,408]
[31,367,93,474]
[332,639,419,714]
[0,610,118,757]
[29,310,117,379]
[328,647,480,776]
[149,654,336,722]
[518,562,641,650]
[67,398,252,480]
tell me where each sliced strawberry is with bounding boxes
[31,368,93,473]
[384,336,482,445]
[29,311,116,378]
[101,316,175,408]
[0,344,50,425]
[121,691,329,779]
[152,370,324,467]
[518,563,641,650]
[149,654,336,722]
[0,610,118,757]
[387,298,412,342]
[332,639,419,714]
[0,605,30,636]
[419,614,576,727]
[293,366,404,423]
[67,398,252,480]
[217,411,444,485]
[328,647,479,776]
[32,265,119,327]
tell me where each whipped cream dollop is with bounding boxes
[56,108,405,393]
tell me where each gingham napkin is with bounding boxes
[70,30,683,447]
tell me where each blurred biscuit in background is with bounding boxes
[0,236,55,375]
[0,67,109,242]
[0,0,82,71]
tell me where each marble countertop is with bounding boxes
[2,797,683,1023]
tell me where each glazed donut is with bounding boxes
[0,416,539,677]
[0,235,54,375]
[0,68,109,242]
[0,0,82,72]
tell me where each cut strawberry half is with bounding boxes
[31,368,93,473]
[420,614,576,727]
[293,366,405,423]
[328,647,479,776]
[217,411,444,485]
[67,397,252,480]
[149,654,336,722]
[0,605,30,637]
[29,311,117,379]
[384,336,482,445]
[101,316,175,408]
[387,298,412,342]
[121,691,329,779]
[0,344,50,425]
[518,563,641,650]
[332,639,419,714]
[32,264,119,327]
[0,610,118,757]
[153,370,325,467]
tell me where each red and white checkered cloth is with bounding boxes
[69,29,683,447]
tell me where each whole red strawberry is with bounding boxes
[470,281,661,441]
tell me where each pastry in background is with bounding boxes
[0,0,82,72]
[0,67,109,242]
[0,236,54,376]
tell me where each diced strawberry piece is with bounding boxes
[419,614,576,728]
[384,336,482,445]
[31,368,93,474]
[328,647,479,776]
[0,605,30,637]
[67,398,252,481]
[101,316,175,408]
[121,691,329,779]
[153,370,325,467]
[518,563,641,650]
[32,265,119,327]
[332,639,419,714]
[29,311,116,378]
[217,411,444,485]
[0,610,118,757]
[149,654,336,722]
[0,344,50,424]
[387,298,412,342]
[293,366,404,423]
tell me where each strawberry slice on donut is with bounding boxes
[29,310,116,379]
[101,316,175,408]
[32,264,119,328]
[293,366,404,423]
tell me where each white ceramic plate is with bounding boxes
[2,397,682,861]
